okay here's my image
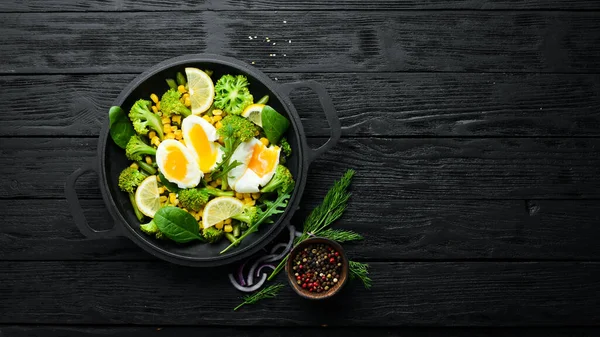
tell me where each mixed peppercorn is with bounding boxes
[291,243,343,294]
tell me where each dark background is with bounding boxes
[1,1,600,336]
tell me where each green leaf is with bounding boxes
[159,172,181,193]
[153,206,203,243]
[261,105,290,145]
[109,106,136,149]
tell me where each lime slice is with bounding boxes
[185,67,215,115]
[202,196,244,229]
[241,103,265,127]
[134,175,161,218]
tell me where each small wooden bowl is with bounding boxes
[285,237,349,300]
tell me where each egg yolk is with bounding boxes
[248,143,278,177]
[188,124,219,173]
[163,146,189,181]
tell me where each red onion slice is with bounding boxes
[247,254,276,286]
[270,243,288,255]
[228,273,268,292]
[256,264,275,276]
[266,225,295,263]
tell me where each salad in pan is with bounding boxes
[109,68,294,253]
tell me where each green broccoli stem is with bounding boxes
[225,233,238,245]
[128,193,144,221]
[166,78,177,90]
[176,72,187,86]
[136,161,157,175]
[205,186,234,197]
[257,95,269,104]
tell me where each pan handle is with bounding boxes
[280,80,341,165]
[65,160,121,239]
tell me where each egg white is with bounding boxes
[156,139,202,189]
[227,138,280,193]
[181,115,223,173]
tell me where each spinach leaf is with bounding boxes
[159,172,181,193]
[261,105,290,145]
[109,106,135,149]
[153,206,204,243]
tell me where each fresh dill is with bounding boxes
[349,261,372,289]
[233,283,284,311]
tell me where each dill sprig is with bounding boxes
[233,283,284,311]
[318,229,363,242]
[349,261,372,289]
[268,169,355,280]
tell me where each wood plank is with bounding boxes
[2,199,600,261]
[2,73,600,137]
[2,12,600,73]
[1,261,598,325]
[3,326,599,337]
[1,137,599,200]
[2,0,600,12]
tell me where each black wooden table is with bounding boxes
[2,1,600,336]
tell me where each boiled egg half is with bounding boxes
[228,138,280,193]
[156,139,202,189]
[181,115,224,173]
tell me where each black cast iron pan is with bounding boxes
[65,54,340,267]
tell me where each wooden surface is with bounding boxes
[1,1,600,336]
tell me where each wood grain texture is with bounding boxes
[1,261,598,325]
[2,137,599,200]
[3,0,600,11]
[3,326,599,337]
[2,73,600,137]
[2,199,600,261]
[2,12,600,73]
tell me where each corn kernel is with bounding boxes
[156,101,161,110]
[157,187,165,194]
[194,214,201,221]
[212,115,222,122]
[183,93,190,99]
[150,93,159,104]
[212,109,223,116]
[171,125,178,132]
[245,199,256,206]
[171,115,182,125]
[151,105,158,113]
[215,222,224,230]
[151,136,160,147]
[243,193,252,199]
[157,175,161,182]
[204,174,212,182]
[210,181,219,188]
[163,125,172,133]
[260,137,269,146]
[184,97,191,107]
[254,130,260,136]
[244,197,253,204]
[175,133,183,140]
[148,131,157,139]
[130,162,139,170]
[218,136,224,145]
[224,224,233,233]
[169,193,177,204]
[215,178,222,186]
[224,218,232,225]
[235,192,244,199]
[166,133,175,140]
[173,199,179,206]
[145,156,152,165]
[202,115,212,123]
[215,121,223,129]
[178,85,186,93]
[251,193,261,200]
[159,195,168,203]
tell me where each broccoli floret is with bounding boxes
[202,226,225,243]
[214,75,253,115]
[160,88,191,117]
[125,135,157,162]
[231,205,260,225]
[280,138,291,157]
[128,99,164,139]
[261,165,295,194]
[118,167,147,221]
[178,187,235,212]
[118,167,146,193]
[218,115,258,142]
